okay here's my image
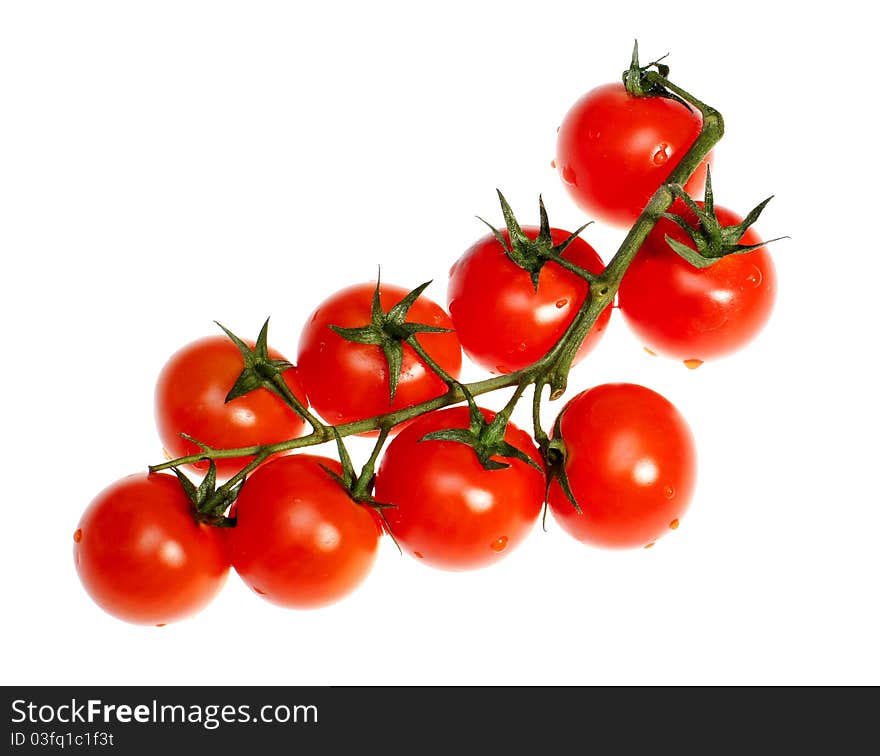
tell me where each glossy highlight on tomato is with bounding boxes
[374,406,545,570]
[556,82,710,227]
[155,335,309,478]
[618,201,776,363]
[548,383,696,549]
[297,282,462,427]
[227,454,381,609]
[448,227,610,375]
[74,473,229,625]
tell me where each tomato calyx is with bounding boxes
[478,191,595,291]
[319,427,398,526]
[663,170,785,269]
[215,318,316,426]
[542,413,581,514]
[622,39,690,110]
[329,275,453,401]
[170,462,241,527]
[419,388,542,473]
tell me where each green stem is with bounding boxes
[532,380,548,449]
[270,373,326,433]
[405,335,461,389]
[352,426,390,499]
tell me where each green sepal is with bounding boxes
[542,421,583,515]
[418,397,543,474]
[664,172,786,269]
[329,274,451,402]
[215,318,294,403]
[328,324,385,345]
[480,191,595,291]
[621,39,690,109]
[170,462,243,526]
[419,428,477,446]
[318,429,398,544]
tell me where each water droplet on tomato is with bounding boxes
[555,298,568,309]
[644,347,657,357]
[664,486,675,499]
[73,528,82,543]
[746,265,763,287]
[561,165,577,186]
[318,341,326,352]
[491,536,508,552]
[652,144,670,165]
[517,342,527,352]
[495,365,511,375]
[644,542,655,549]
[669,519,680,530]
[413,551,424,559]
[683,359,703,370]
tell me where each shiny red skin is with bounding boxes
[548,384,696,549]
[74,473,229,625]
[374,407,545,571]
[556,82,710,227]
[155,335,309,478]
[618,201,777,362]
[447,227,611,375]
[297,282,462,428]
[227,455,381,609]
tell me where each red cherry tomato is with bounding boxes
[155,335,309,478]
[374,406,545,570]
[227,455,381,609]
[448,227,610,375]
[296,282,462,427]
[556,82,710,227]
[74,473,229,625]
[547,383,696,549]
[618,201,777,363]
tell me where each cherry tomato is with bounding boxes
[447,227,610,375]
[227,455,381,609]
[74,473,229,625]
[618,201,777,363]
[296,282,462,427]
[556,82,710,227]
[374,406,545,570]
[547,383,696,549]
[155,335,309,478]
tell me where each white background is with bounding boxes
[2,1,877,685]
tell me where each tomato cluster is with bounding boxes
[74,48,779,625]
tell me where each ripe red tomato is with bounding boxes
[555,82,710,227]
[618,201,777,363]
[296,282,462,427]
[74,473,229,625]
[547,383,696,549]
[155,335,309,478]
[227,455,381,609]
[448,227,610,375]
[374,406,545,570]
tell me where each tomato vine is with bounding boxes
[148,64,724,484]
[75,43,783,624]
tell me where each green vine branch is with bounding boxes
[150,69,724,494]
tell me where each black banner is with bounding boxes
[3,686,875,752]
